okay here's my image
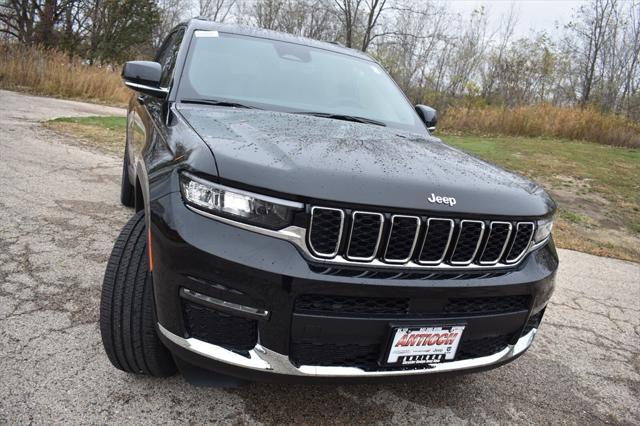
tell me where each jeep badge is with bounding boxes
[427,193,457,206]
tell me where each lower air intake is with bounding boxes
[183,300,257,351]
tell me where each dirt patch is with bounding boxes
[545,175,613,223]
[536,175,640,262]
[556,220,640,260]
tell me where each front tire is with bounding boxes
[100,210,176,377]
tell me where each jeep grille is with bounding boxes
[308,206,535,269]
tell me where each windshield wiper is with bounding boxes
[181,98,258,109]
[294,112,386,127]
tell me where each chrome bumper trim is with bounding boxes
[180,288,270,320]
[158,324,537,377]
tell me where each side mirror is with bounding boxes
[122,61,167,98]
[415,104,437,131]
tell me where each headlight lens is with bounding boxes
[533,217,554,243]
[180,172,302,229]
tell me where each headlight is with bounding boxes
[180,172,303,229]
[533,217,553,243]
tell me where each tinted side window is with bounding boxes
[155,28,184,88]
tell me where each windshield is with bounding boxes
[178,31,426,133]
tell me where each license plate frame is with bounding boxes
[382,323,466,367]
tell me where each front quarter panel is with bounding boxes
[140,104,219,210]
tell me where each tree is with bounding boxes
[480,2,518,102]
[0,0,39,43]
[374,1,447,96]
[0,0,70,46]
[252,0,284,30]
[246,0,339,41]
[566,0,618,107]
[198,0,235,21]
[86,0,160,63]
[154,0,189,47]
[444,7,490,99]
[58,0,89,57]
[334,0,387,51]
[618,1,640,117]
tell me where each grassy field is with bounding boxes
[46,115,640,262]
[443,135,640,262]
[45,116,127,155]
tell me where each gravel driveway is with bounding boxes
[1,90,638,424]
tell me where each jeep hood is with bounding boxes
[178,105,555,217]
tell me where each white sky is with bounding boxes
[447,0,589,37]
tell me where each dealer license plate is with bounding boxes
[385,325,465,366]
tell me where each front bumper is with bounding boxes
[159,323,538,378]
[150,192,558,381]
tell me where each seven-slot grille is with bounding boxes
[308,207,535,268]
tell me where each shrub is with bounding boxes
[440,104,640,148]
[0,43,129,106]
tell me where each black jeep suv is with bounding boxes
[100,19,557,382]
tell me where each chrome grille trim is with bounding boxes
[478,221,513,265]
[450,220,486,266]
[383,215,421,264]
[505,222,535,264]
[308,206,345,258]
[346,211,385,262]
[187,203,547,271]
[185,201,551,274]
[306,207,543,269]
[417,218,454,265]
[307,256,518,270]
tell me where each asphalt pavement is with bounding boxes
[0,90,638,424]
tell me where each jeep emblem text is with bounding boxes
[427,193,456,206]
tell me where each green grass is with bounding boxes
[559,209,594,226]
[49,116,127,132]
[442,134,640,202]
[45,116,126,155]
[442,134,640,261]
